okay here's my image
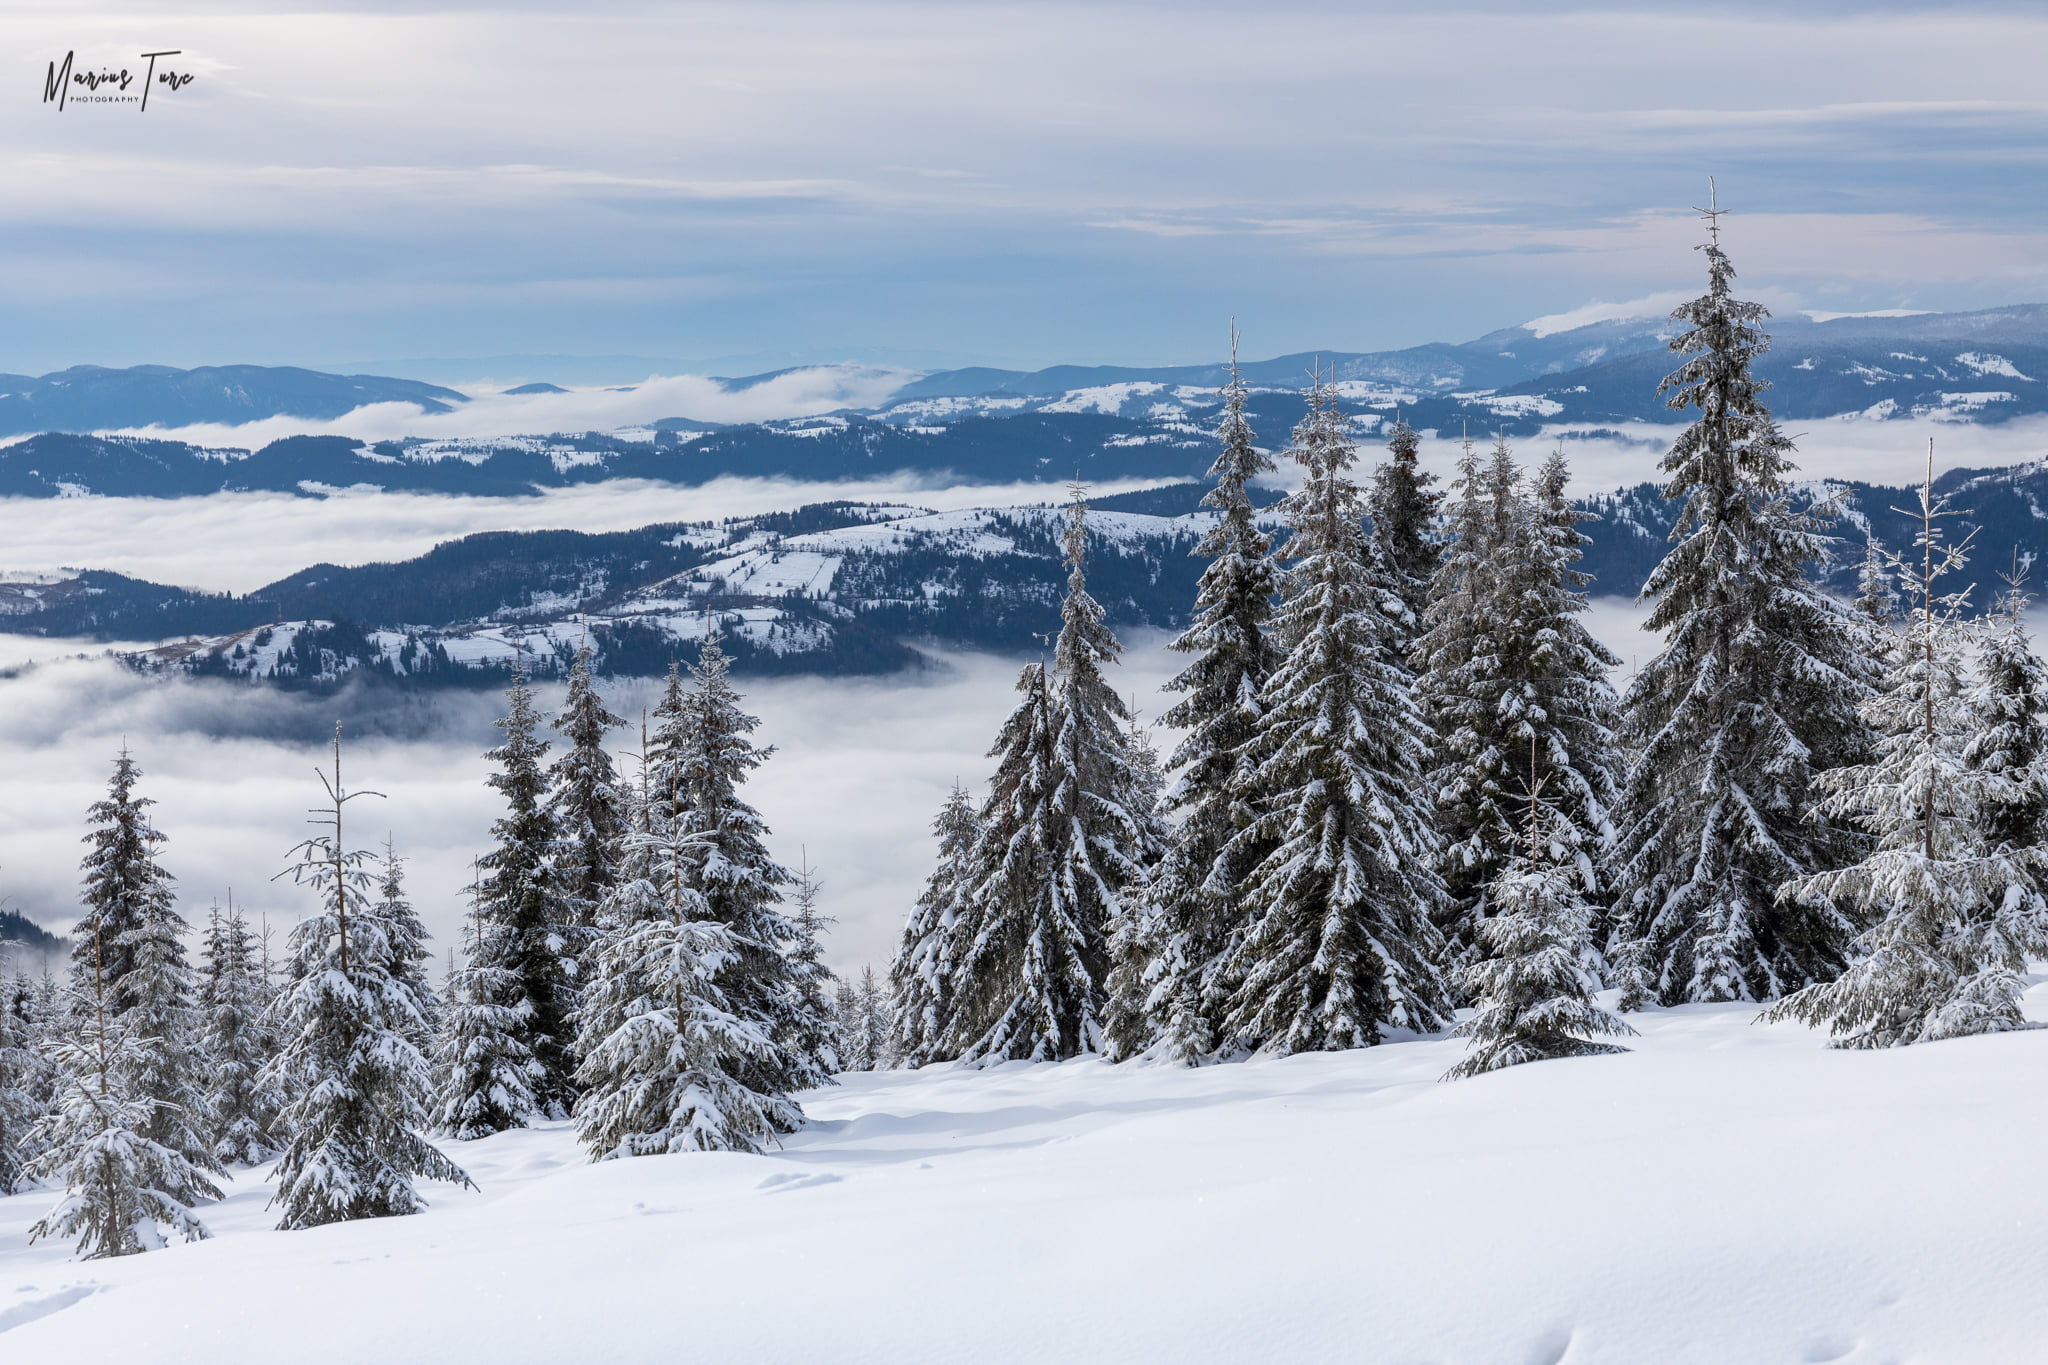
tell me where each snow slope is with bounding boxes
[5,993,2048,1361]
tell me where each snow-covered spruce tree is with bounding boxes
[675,636,825,1102]
[785,854,840,1077]
[890,782,977,1066]
[853,965,895,1070]
[831,977,857,1057]
[26,897,219,1257]
[1416,435,1622,976]
[1103,704,1173,1058]
[1606,210,1877,1009]
[547,640,627,945]
[572,754,795,1158]
[1220,371,1451,1054]
[1413,432,1493,930]
[1141,336,1283,1062]
[1369,415,1443,649]
[1851,535,1899,685]
[1050,489,1157,1063]
[831,967,893,1073]
[954,491,1148,1063]
[1855,535,1896,627]
[1965,561,2048,866]
[0,964,36,1194]
[374,841,441,1056]
[27,1011,218,1257]
[269,728,470,1228]
[1527,447,1625,854]
[69,748,169,1003]
[475,661,576,1119]
[199,898,281,1164]
[945,663,1078,1059]
[18,967,61,1138]
[434,881,540,1140]
[70,749,219,1179]
[1444,747,1634,1080]
[1766,462,2048,1045]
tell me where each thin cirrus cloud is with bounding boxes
[3,3,2047,375]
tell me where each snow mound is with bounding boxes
[5,992,2048,1360]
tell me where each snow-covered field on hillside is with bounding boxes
[6,990,2047,1362]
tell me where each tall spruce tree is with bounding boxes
[1103,706,1173,1060]
[434,875,540,1140]
[1855,535,1896,626]
[890,782,977,1067]
[71,749,219,1182]
[573,748,795,1158]
[269,729,470,1227]
[1369,415,1443,646]
[1606,205,1876,1008]
[1142,336,1282,1061]
[1220,371,1450,1054]
[70,748,168,1003]
[947,662,1090,1060]
[374,841,441,1057]
[674,636,825,1104]
[547,640,627,945]
[785,854,840,1077]
[0,963,34,1194]
[475,662,576,1118]
[199,898,281,1164]
[1965,559,2048,867]
[27,888,219,1257]
[1420,442,1621,979]
[1415,439,1580,971]
[1527,448,1625,864]
[950,491,1147,1063]
[835,965,894,1072]
[1766,461,2048,1045]
[1414,432,1492,921]
[17,967,60,1162]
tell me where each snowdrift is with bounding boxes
[4,991,2046,1361]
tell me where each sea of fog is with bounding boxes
[2,404,2045,978]
[0,633,1190,977]
[0,599,1677,979]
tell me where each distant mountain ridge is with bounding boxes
[7,303,2048,499]
[7,459,2048,687]
[0,365,466,438]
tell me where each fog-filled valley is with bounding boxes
[0,632,1188,976]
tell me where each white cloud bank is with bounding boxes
[74,364,919,452]
[0,634,1188,978]
[1412,412,2048,498]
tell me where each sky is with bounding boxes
[6,2,2048,378]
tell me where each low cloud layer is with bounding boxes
[1416,413,2048,499]
[91,364,917,451]
[0,634,1190,978]
[14,587,2033,985]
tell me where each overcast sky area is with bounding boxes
[6,1,2048,377]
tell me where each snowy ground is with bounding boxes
[6,989,2048,1362]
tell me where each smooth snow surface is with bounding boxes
[5,994,2048,1361]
